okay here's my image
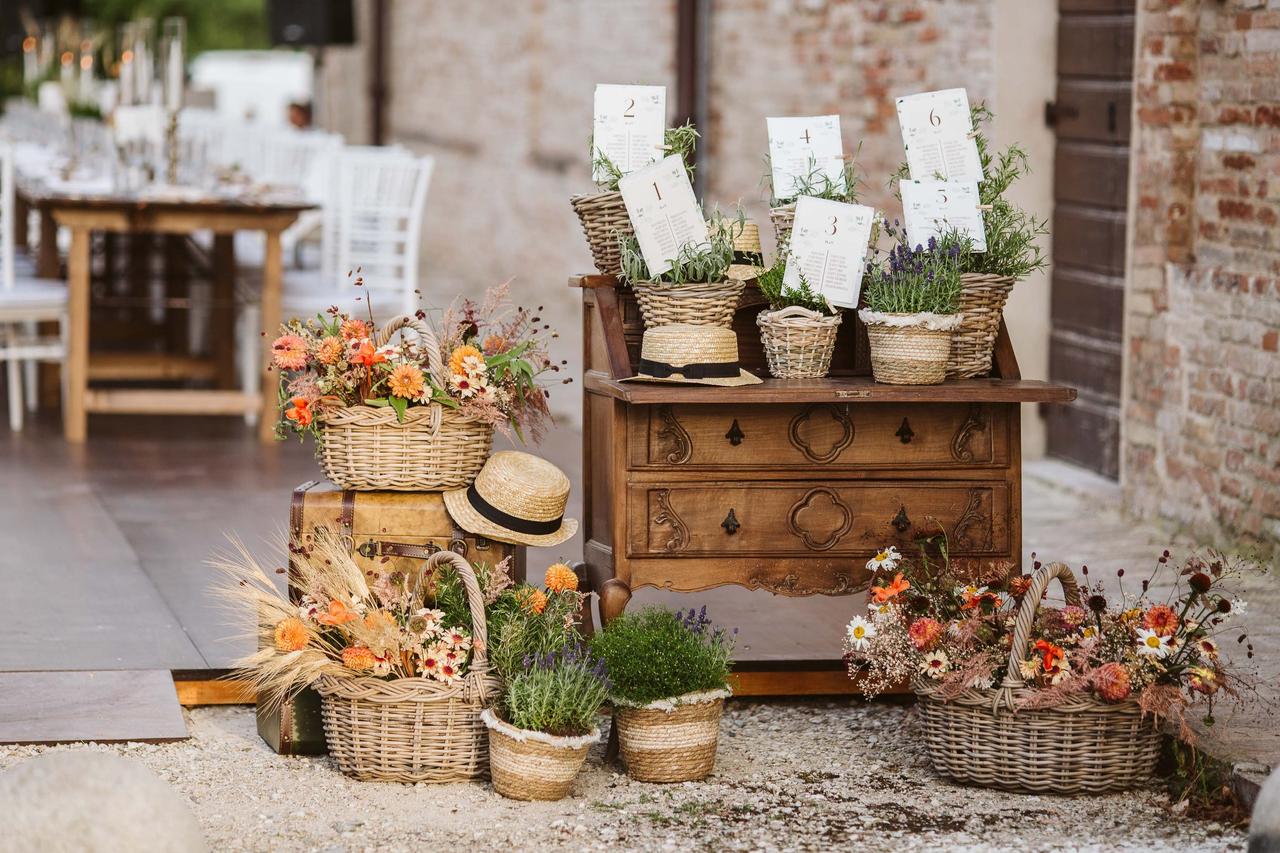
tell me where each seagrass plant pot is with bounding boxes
[757,305,842,379]
[312,552,502,783]
[858,310,962,386]
[631,279,745,329]
[913,562,1162,795]
[947,272,1017,378]
[570,190,632,276]
[481,709,599,801]
[613,689,729,783]
[314,315,493,491]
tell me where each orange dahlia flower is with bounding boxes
[907,617,943,651]
[518,587,548,615]
[543,563,579,593]
[273,617,309,652]
[340,318,369,340]
[315,335,344,365]
[271,334,309,370]
[388,363,426,399]
[1142,604,1179,637]
[448,344,483,376]
[341,646,376,671]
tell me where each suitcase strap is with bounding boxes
[355,532,471,561]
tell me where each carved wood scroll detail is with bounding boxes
[788,404,854,464]
[786,488,853,551]
[950,488,993,552]
[655,406,692,465]
[950,404,988,463]
[652,489,689,553]
[748,571,853,596]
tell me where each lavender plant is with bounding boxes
[590,606,735,705]
[862,231,970,315]
[503,645,611,737]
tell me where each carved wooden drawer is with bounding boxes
[627,480,1010,558]
[629,403,1005,470]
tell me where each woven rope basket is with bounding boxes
[757,306,842,379]
[315,315,493,491]
[570,190,632,276]
[862,313,955,385]
[769,203,796,248]
[614,692,726,783]
[313,551,501,783]
[483,713,597,801]
[631,279,745,328]
[913,562,1162,795]
[948,272,1017,378]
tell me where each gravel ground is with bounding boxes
[0,700,1245,852]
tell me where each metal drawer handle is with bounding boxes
[891,506,911,533]
[895,417,914,444]
[725,419,745,446]
[721,508,740,535]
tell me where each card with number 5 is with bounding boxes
[900,179,987,252]
[895,88,983,182]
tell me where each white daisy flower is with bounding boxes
[371,656,392,677]
[846,616,877,651]
[1018,658,1040,680]
[968,674,995,689]
[919,651,949,678]
[1136,628,1171,658]
[866,546,901,573]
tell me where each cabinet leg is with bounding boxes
[598,578,631,628]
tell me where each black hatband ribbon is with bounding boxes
[639,358,740,380]
[466,484,563,535]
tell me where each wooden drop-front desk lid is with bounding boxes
[572,274,1077,406]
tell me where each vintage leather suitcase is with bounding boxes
[257,480,526,755]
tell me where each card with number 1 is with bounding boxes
[783,196,876,309]
[592,84,666,182]
[895,88,983,182]
[619,154,707,277]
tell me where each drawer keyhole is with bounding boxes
[892,506,912,533]
[895,417,914,444]
[725,419,745,446]
[721,508,740,535]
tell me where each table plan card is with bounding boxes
[766,115,845,199]
[592,84,666,182]
[618,154,707,277]
[895,88,983,182]
[783,196,875,309]
[900,179,987,252]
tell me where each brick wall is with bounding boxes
[1125,0,1280,547]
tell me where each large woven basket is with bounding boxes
[614,690,728,783]
[570,190,632,276]
[482,710,598,801]
[860,311,959,386]
[947,272,1016,378]
[757,306,842,378]
[914,562,1162,795]
[631,279,745,329]
[769,203,796,248]
[312,551,501,783]
[315,315,493,491]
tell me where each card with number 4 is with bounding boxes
[895,88,983,182]
[900,179,987,253]
[619,154,707,278]
[783,196,876,310]
[592,84,666,182]
[766,115,845,200]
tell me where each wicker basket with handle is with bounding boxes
[570,190,633,276]
[913,561,1162,794]
[312,551,501,783]
[947,272,1016,378]
[757,306,842,379]
[315,314,493,491]
[631,279,745,329]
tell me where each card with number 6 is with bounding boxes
[895,88,983,183]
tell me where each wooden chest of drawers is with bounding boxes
[574,275,1076,634]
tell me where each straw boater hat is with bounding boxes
[621,323,762,387]
[726,221,767,282]
[444,451,578,547]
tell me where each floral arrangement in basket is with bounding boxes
[858,231,970,385]
[591,606,736,783]
[271,280,558,443]
[754,255,843,379]
[618,209,748,329]
[844,539,1260,737]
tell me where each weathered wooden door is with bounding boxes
[1045,0,1135,478]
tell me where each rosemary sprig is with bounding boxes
[591,121,700,192]
[755,255,836,316]
[617,208,744,286]
[764,150,862,207]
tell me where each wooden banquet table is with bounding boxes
[21,190,311,443]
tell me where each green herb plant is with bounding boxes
[891,104,1047,280]
[618,208,745,286]
[765,151,862,207]
[503,645,610,737]
[590,606,735,706]
[862,231,970,316]
[591,121,699,192]
[483,585,584,682]
[755,255,836,316]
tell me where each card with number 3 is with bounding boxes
[895,88,983,182]
[783,196,876,310]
